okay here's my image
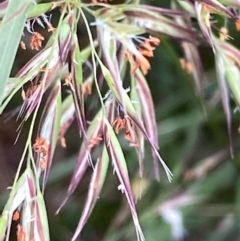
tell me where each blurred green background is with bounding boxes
[1,0,240,241]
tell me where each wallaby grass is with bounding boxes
[1,0,240,240]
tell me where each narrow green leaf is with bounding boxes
[35,191,50,241]
[0,212,8,241]
[0,0,31,105]
[2,77,21,100]
[27,3,53,18]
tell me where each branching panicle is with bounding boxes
[1,0,240,241]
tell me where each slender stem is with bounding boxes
[80,8,106,115]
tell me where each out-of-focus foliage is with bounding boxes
[1,0,240,241]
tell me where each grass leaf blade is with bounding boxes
[0,0,31,105]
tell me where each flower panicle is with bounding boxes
[112,116,137,147]
[33,136,48,171]
[30,32,45,51]
[126,35,160,75]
